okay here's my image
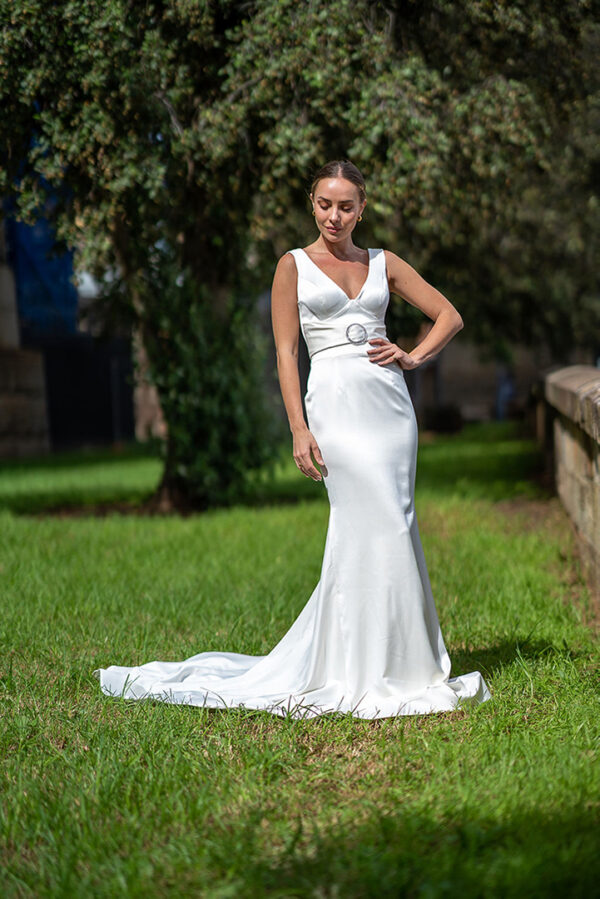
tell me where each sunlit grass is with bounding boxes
[0,423,598,897]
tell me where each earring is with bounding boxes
[312,210,316,216]
[358,215,363,222]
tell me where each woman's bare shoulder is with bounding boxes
[275,250,299,271]
[382,248,423,280]
[382,248,409,266]
[272,251,298,290]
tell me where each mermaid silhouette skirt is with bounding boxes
[94,247,491,718]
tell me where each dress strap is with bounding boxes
[370,248,389,296]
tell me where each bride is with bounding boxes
[94,159,491,719]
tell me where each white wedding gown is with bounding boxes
[94,247,491,718]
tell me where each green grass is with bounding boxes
[0,423,598,897]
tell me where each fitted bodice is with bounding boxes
[288,248,390,358]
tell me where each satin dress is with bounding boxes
[94,247,491,718]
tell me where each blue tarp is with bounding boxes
[3,196,78,340]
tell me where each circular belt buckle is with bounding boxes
[345,323,369,345]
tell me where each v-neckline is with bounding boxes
[299,247,372,302]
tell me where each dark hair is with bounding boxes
[310,159,367,203]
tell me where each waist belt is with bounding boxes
[309,322,374,359]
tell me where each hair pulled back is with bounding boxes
[310,159,367,204]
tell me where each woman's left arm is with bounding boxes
[367,249,464,370]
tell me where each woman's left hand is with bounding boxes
[367,338,421,370]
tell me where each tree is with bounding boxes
[0,0,279,509]
[1,0,598,506]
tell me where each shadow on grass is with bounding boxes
[222,803,599,898]
[0,440,160,472]
[0,422,547,516]
[449,637,583,683]
[0,441,163,515]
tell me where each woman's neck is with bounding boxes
[314,236,360,260]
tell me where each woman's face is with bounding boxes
[310,177,366,242]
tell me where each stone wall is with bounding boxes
[544,365,600,595]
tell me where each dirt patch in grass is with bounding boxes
[494,495,567,535]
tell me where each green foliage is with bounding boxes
[0,0,279,507]
[214,0,599,351]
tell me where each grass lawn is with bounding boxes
[0,423,598,897]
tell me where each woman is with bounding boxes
[95,160,490,719]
